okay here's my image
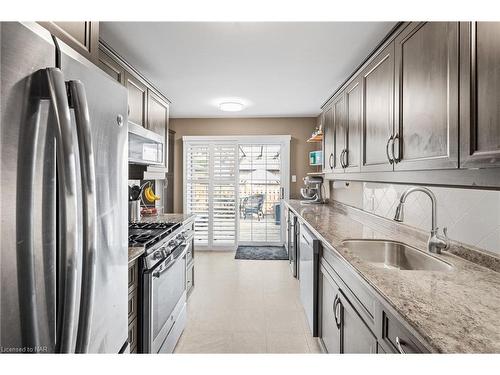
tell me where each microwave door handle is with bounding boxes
[68,80,97,354]
[45,68,80,353]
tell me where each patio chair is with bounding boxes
[241,194,265,221]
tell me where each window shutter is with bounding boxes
[212,145,237,245]
[186,144,210,245]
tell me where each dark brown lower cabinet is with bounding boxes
[320,266,342,353]
[319,265,377,353]
[340,291,377,353]
[128,260,139,353]
[381,310,426,354]
[318,246,428,354]
[128,317,138,353]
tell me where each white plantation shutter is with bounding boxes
[184,142,237,248]
[212,145,237,245]
[186,144,210,245]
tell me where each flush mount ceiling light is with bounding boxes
[219,101,244,112]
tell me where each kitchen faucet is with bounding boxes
[393,187,450,254]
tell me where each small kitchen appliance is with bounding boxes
[300,176,325,204]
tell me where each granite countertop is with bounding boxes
[128,213,196,263]
[285,199,500,353]
[128,246,145,264]
[138,213,195,225]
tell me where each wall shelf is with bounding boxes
[307,134,323,143]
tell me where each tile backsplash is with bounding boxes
[330,181,500,256]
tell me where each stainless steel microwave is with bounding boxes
[128,122,164,165]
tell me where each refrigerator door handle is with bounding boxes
[45,68,79,353]
[68,80,98,353]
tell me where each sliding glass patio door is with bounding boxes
[238,144,284,245]
[184,136,289,250]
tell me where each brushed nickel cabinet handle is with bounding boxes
[395,336,407,354]
[393,133,400,163]
[386,135,394,164]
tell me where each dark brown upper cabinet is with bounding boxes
[332,93,346,172]
[98,47,126,85]
[393,22,459,171]
[38,22,99,63]
[361,42,395,172]
[126,72,148,128]
[323,104,335,172]
[147,90,170,166]
[344,76,362,173]
[460,22,500,169]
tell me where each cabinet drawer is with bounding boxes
[128,317,138,351]
[128,290,138,323]
[128,260,139,293]
[382,310,426,353]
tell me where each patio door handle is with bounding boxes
[280,187,284,199]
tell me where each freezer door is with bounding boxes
[59,39,129,353]
[0,22,61,353]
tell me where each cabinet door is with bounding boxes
[126,72,148,127]
[98,48,126,85]
[344,76,362,173]
[361,42,395,172]
[394,22,459,171]
[38,22,99,62]
[167,129,175,173]
[319,267,341,353]
[460,22,500,168]
[333,93,346,172]
[322,104,335,172]
[339,292,377,353]
[148,90,169,167]
[164,173,174,213]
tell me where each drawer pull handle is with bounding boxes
[395,336,407,354]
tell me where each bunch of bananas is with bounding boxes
[144,185,160,203]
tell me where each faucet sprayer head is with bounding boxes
[394,202,405,222]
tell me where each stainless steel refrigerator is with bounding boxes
[0,22,128,353]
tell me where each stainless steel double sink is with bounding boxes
[341,239,452,271]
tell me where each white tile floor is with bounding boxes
[174,251,323,353]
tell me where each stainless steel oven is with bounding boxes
[140,229,188,353]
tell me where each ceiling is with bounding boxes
[100,22,396,118]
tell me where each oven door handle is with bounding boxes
[152,243,188,279]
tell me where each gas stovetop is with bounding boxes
[128,222,181,248]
